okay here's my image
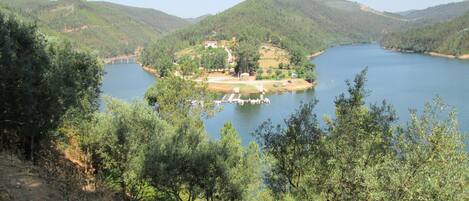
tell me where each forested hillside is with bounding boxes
[382,12,469,56]
[0,0,190,57]
[140,0,405,72]
[398,0,469,25]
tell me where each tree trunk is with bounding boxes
[121,181,128,201]
[30,136,34,161]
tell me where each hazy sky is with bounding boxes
[99,0,465,18]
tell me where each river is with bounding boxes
[101,44,469,145]
[101,62,155,101]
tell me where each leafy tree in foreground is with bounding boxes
[384,98,469,200]
[145,76,216,124]
[254,101,323,196]
[322,69,397,200]
[141,121,263,201]
[82,99,171,201]
[0,14,103,159]
[256,69,469,200]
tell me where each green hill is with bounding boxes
[398,1,469,25]
[141,0,405,68]
[381,12,469,56]
[0,0,190,57]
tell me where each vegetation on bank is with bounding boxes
[0,0,190,58]
[176,45,230,72]
[382,12,469,57]
[3,7,469,201]
[141,37,316,93]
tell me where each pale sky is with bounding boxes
[97,0,466,18]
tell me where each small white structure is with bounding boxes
[204,41,218,49]
[240,73,250,80]
[291,72,298,79]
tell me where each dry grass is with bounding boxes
[0,150,115,201]
[206,79,313,94]
[176,46,201,59]
[259,43,290,69]
[207,83,259,94]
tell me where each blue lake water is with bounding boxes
[102,44,469,145]
[101,63,156,101]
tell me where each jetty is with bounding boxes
[215,87,271,105]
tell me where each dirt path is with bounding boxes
[0,152,113,201]
[0,153,62,201]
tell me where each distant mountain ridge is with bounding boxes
[0,0,190,57]
[382,12,469,57]
[397,0,469,25]
[185,14,212,23]
[4,0,468,58]
[143,0,406,59]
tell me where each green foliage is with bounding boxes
[385,98,469,200]
[296,63,316,82]
[82,99,171,200]
[278,63,284,69]
[235,41,260,74]
[399,1,469,26]
[257,68,264,76]
[382,12,469,55]
[0,0,190,57]
[0,13,103,159]
[141,121,263,201]
[289,48,306,67]
[144,76,216,124]
[275,69,282,77]
[178,56,198,78]
[79,95,264,201]
[254,101,323,197]
[140,41,181,77]
[256,69,264,80]
[140,43,175,77]
[255,69,469,200]
[201,48,228,70]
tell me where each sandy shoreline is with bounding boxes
[206,79,314,94]
[309,50,325,59]
[142,66,159,77]
[136,61,160,77]
[428,52,457,59]
[457,54,469,59]
[426,52,469,60]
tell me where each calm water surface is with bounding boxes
[101,63,155,101]
[102,44,469,145]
